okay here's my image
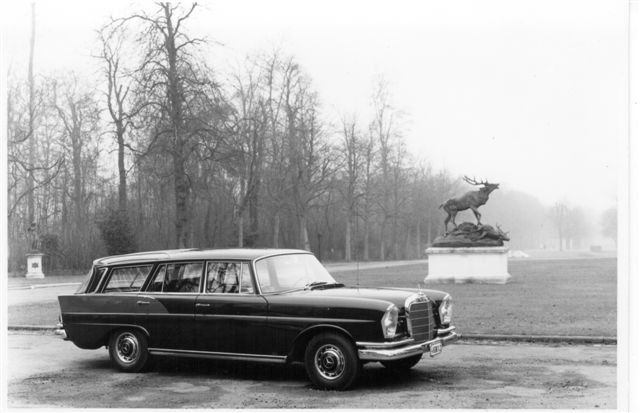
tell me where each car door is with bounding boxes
[194,261,270,356]
[141,261,203,351]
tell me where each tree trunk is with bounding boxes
[248,184,260,247]
[300,214,311,251]
[558,229,564,251]
[203,201,212,247]
[273,212,280,248]
[415,220,421,258]
[173,151,189,248]
[345,217,352,261]
[237,213,244,247]
[405,228,411,259]
[116,123,127,212]
[363,217,370,261]
[379,222,386,260]
[26,2,36,230]
[163,4,190,249]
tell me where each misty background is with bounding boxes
[3,1,622,272]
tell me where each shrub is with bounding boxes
[97,208,137,256]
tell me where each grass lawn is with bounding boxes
[332,257,617,337]
[8,257,617,337]
[8,301,62,326]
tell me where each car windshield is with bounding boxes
[254,254,337,293]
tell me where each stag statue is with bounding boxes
[440,176,499,232]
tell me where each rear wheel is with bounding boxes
[381,354,422,371]
[304,333,361,390]
[108,329,150,373]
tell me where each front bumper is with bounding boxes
[356,326,459,361]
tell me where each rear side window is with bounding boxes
[103,265,153,293]
[77,267,107,293]
[147,262,203,293]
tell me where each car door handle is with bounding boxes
[136,301,150,306]
[195,303,210,307]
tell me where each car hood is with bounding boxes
[301,286,448,309]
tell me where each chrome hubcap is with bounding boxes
[115,332,139,364]
[314,344,345,380]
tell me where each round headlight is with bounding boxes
[381,305,399,338]
[439,294,453,324]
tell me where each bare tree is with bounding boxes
[369,77,402,259]
[97,23,142,213]
[52,77,102,267]
[122,2,217,248]
[338,115,363,261]
[227,61,267,247]
[260,52,291,247]
[359,125,378,261]
[26,3,37,230]
[550,202,569,251]
[601,207,617,245]
[283,70,333,250]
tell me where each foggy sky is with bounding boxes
[1,0,625,212]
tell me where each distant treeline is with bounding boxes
[6,3,604,272]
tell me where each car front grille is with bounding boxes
[407,297,436,342]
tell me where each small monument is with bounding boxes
[425,176,511,284]
[25,221,45,279]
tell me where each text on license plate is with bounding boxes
[429,341,442,357]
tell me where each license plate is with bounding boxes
[429,341,442,357]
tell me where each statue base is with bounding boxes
[25,253,45,279]
[424,246,511,284]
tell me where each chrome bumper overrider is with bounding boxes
[55,322,68,340]
[357,327,459,361]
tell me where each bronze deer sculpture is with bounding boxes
[440,176,499,232]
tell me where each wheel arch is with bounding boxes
[288,324,356,363]
[103,324,151,347]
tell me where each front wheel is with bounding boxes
[304,333,361,390]
[108,329,150,373]
[380,354,422,371]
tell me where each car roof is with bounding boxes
[93,248,311,266]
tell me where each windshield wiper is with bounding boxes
[304,281,329,290]
[304,282,344,290]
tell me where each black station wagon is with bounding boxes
[57,249,458,390]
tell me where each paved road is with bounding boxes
[7,331,616,409]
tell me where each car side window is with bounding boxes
[148,265,166,292]
[206,262,252,294]
[146,262,203,293]
[239,263,254,294]
[103,265,153,293]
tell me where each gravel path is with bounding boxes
[8,331,616,409]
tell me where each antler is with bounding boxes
[463,175,485,186]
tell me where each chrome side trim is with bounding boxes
[268,316,371,324]
[148,348,287,364]
[62,322,151,337]
[195,314,268,322]
[358,328,459,361]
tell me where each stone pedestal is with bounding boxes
[25,253,45,279]
[424,246,511,284]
